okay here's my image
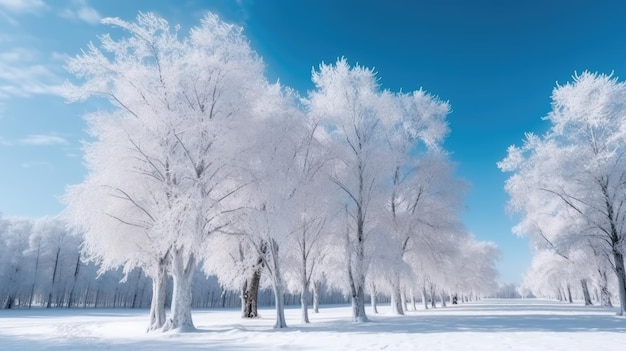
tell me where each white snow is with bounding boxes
[0,298,624,350]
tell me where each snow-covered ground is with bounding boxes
[0,299,624,350]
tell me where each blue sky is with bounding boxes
[2,0,626,283]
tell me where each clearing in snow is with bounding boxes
[0,298,624,350]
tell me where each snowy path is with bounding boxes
[0,299,624,350]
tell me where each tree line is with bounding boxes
[0,214,354,310]
[2,12,500,331]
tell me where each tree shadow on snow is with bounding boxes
[256,302,626,335]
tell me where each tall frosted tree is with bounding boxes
[64,12,268,331]
[499,72,626,315]
[308,58,393,322]
[307,58,467,321]
[279,120,333,324]
[228,83,324,328]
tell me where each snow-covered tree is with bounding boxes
[499,71,626,315]
[0,216,31,309]
[307,58,395,322]
[282,122,333,324]
[227,83,326,328]
[381,88,451,315]
[63,12,268,331]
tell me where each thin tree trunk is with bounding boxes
[131,270,142,309]
[390,275,404,315]
[566,284,573,303]
[612,248,626,315]
[370,283,378,314]
[47,247,61,308]
[94,286,100,309]
[301,286,310,323]
[313,280,321,313]
[271,277,287,328]
[67,255,81,308]
[240,280,247,316]
[422,285,428,310]
[401,290,408,312]
[29,241,41,309]
[82,284,89,308]
[430,285,437,308]
[599,269,613,307]
[268,239,287,329]
[350,160,368,323]
[581,279,592,306]
[149,257,168,331]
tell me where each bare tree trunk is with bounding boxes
[612,248,626,315]
[300,269,310,323]
[422,285,428,310]
[67,255,81,308]
[580,279,592,306]
[430,285,437,308]
[240,280,247,316]
[566,284,573,303]
[94,286,100,308]
[271,275,287,328]
[390,275,403,315]
[301,286,310,323]
[149,256,168,331]
[83,283,90,308]
[163,250,196,332]
[242,267,262,318]
[313,280,321,313]
[29,241,41,308]
[353,231,368,321]
[3,295,15,309]
[350,283,368,323]
[131,270,142,309]
[369,283,378,314]
[268,239,287,329]
[47,247,61,308]
[401,290,408,312]
[599,269,613,307]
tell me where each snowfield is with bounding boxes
[0,298,624,350]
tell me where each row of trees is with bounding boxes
[499,72,626,313]
[0,213,494,312]
[58,12,498,331]
[0,215,153,310]
[0,214,360,310]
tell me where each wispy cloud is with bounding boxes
[0,9,19,26]
[0,136,11,146]
[0,47,65,99]
[51,51,70,62]
[20,161,51,169]
[0,0,45,13]
[235,0,252,24]
[0,47,37,62]
[20,134,68,146]
[59,0,101,25]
